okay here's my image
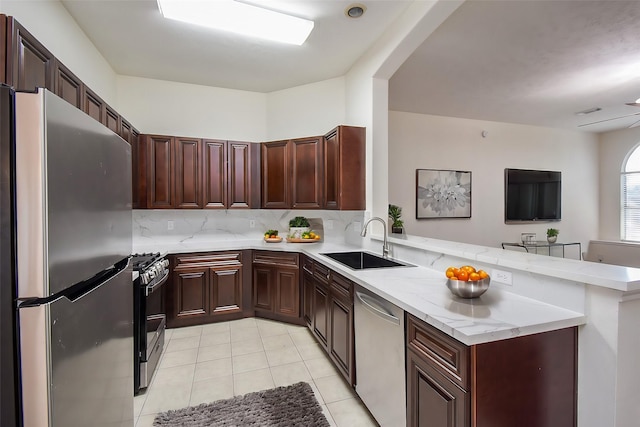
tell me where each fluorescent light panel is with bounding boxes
[157,0,314,45]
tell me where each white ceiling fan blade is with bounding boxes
[578,111,640,128]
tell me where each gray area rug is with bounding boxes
[153,381,330,426]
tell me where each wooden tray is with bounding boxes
[286,237,320,243]
[264,237,283,243]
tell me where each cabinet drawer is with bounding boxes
[330,272,353,296]
[407,314,469,390]
[313,262,330,284]
[174,251,242,269]
[253,251,299,267]
[302,256,314,275]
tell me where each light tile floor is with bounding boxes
[134,317,378,427]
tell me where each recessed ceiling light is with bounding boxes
[345,4,367,19]
[157,0,314,45]
[575,107,602,115]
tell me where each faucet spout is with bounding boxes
[360,217,390,258]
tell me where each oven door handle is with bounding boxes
[146,269,169,296]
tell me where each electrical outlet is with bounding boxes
[325,220,334,230]
[492,269,512,286]
[249,220,256,228]
[167,220,174,230]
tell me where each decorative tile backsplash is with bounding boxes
[133,209,365,245]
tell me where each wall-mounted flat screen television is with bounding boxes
[505,168,561,222]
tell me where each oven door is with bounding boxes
[134,266,168,393]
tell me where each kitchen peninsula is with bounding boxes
[133,218,638,427]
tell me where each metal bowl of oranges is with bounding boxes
[445,265,490,298]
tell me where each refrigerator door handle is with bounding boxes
[18,257,131,308]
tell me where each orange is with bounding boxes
[478,270,489,279]
[457,271,469,281]
[446,270,455,278]
[469,272,480,281]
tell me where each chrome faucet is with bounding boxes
[360,217,390,258]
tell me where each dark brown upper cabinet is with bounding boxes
[138,134,174,209]
[261,140,290,209]
[53,61,83,109]
[174,137,202,209]
[262,126,364,210]
[291,136,323,209]
[262,136,323,209]
[137,134,260,210]
[204,140,260,209]
[324,125,365,210]
[5,16,55,92]
[82,86,105,124]
[105,104,120,135]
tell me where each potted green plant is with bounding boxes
[388,204,404,234]
[546,228,559,243]
[288,216,310,239]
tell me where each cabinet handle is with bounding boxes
[356,291,400,325]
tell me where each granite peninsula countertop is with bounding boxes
[133,237,586,346]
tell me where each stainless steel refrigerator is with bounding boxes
[0,86,133,426]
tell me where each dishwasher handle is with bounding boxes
[356,291,400,325]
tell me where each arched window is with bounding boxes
[622,144,640,241]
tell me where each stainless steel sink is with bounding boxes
[321,251,412,270]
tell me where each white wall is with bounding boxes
[598,126,640,240]
[116,76,267,141]
[266,77,346,140]
[388,110,600,249]
[0,0,118,106]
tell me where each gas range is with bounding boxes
[132,252,169,288]
[131,252,169,394]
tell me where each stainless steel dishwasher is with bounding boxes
[354,285,406,427]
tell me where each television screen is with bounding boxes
[505,169,561,222]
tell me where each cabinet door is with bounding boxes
[170,267,209,326]
[329,285,354,384]
[302,270,314,327]
[323,126,365,210]
[53,61,83,109]
[210,264,243,316]
[105,104,120,134]
[82,86,105,124]
[407,349,469,427]
[312,281,329,348]
[274,267,299,318]
[261,140,290,208]
[144,135,174,209]
[7,18,54,92]
[175,137,201,208]
[323,130,340,210]
[202,139,227,209]
[130,127,142,209]
[291,136,323,209]
[228,141,257,209]
[253,266,273,311]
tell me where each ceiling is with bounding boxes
[61,0,640,134]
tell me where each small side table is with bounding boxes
[501,241,582,260]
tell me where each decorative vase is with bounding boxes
[392,226,404,234]
[547,235,557,243]
[289,226,310,239]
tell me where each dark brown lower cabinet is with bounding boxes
[303,256,355,386]
[406,314,577,427]
[166,251,252,328]
[252,251,302,324]
[328,273,354,385]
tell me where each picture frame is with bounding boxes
[416,169,472,219]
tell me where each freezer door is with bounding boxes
[15,89,132,297]
[19,262,133,427]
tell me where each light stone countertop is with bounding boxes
[134,236,586,346]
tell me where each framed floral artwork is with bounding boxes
[416,169,471,219]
